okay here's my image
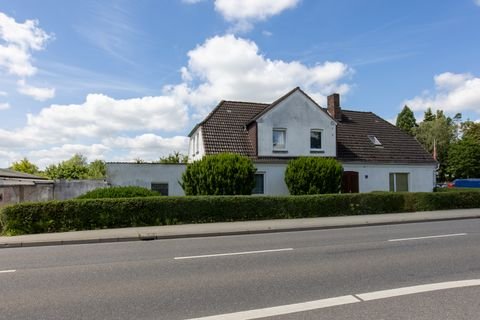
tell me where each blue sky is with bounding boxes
[1,0,479,168]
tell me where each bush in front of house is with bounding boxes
[2,191,479,236]
[180,153,256,195]
[285,157,343,195]
[77,186,160,199]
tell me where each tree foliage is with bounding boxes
[180,153,256,195]
[9,158,39,175]
[285,157,343,195]
[157,151,188,164]
[415,111,456,180]
[446,138,480,179]
[396,105,417,135]
[462,121,480,143]
[43,154,106,180]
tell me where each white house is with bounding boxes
[187,87,437,195]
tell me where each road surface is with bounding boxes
[1,218,479,319]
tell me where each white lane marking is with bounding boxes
[0,269,16,274]
[174,248,293,260]
[357,279,480,301]
[185,295,360,320]
[388,233,467,242]
[185,279,480,320]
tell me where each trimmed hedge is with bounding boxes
[2,191,480,236]
[77,186,160,199]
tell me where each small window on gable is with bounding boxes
[151,183,169,196]
[310,129,322,150]
[273,128,286,150]
[368,135,382,146]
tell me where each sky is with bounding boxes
[1,0,480,168]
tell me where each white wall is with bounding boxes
[256,90,337,157]
[254,163,289,195]
[188,127,205,162]
[342,163,436,193]
[106,163,187,196]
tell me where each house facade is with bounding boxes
[187,87,437,195]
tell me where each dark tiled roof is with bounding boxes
[196,92,436,164]
[336,110,436,164]
[200,100,269,156]
[0,168,48,180]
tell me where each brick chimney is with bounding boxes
[327,93,342,121]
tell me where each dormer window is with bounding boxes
[273,128,286,150]
[368,135,382,146]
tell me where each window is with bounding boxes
[151,183,169,196]
[368,135,382,146]
[195,133,199,154]
[252,173,265,194]
[389,173,408,192]
[273,128,286,150]
[310,129,322,150]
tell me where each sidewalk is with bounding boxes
[1,208,479,248]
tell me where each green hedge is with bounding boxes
[77,186,160,199]
[1,191,480,236]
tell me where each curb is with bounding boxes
[1,213,479,249]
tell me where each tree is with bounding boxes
[446,138,480,179]
[284,157,343,195]
[181,153,256,195]
[157,151,188,164]
[396,105,417,135]
[423,108,435,122]
[462,121,480,143]
[9,158,39,175]
[415,111,456,181]
[44,154,90,180]
[88,160,106,179]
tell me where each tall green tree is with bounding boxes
[9,158,39,175]
[396,105,417,135]
[44,154,92,180]
[423,108,435,122]
[446,138,480,179]
[415,111,456,181]
[462,121,480,143]
[88,160,106,179]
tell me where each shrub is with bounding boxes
[285,157,343,195]
[181,153,256,195]
[2,191,479,236]
[77,186,160,199]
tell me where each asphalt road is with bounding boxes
[0,219,479,319]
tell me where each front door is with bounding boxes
[342,171,359,193]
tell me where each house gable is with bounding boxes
[255,88,337,157]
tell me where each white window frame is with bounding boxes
[310,129,323,151]
[389,172,409,192]
[195,133,200,154]
[273,128,287,151]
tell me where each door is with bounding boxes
[342,171,359,193]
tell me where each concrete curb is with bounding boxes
[1,209,479,249]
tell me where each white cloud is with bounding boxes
[0,34,351,166]
[262,30,273,37]
[0,90,7,96]
[214,0,300,32]
[104,134,189,161]
[475,0,480,6]
[0,149,22,168]
[0,12,51,77]
[0,102,10,110]
[171,34,352,118]
[404,72,480,115]
[28,144,110,168]
[17,79,55,101]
